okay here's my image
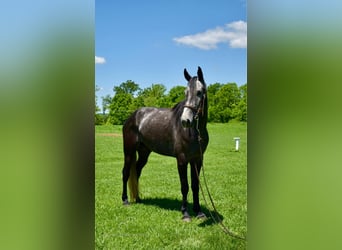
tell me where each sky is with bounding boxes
[96,0,246,110]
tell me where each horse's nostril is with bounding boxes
[181,120,186,127]
[181,119,191,128]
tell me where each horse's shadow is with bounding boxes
[140,197,224,227]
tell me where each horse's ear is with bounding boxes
[197,66,204,83]
[184,68,192,82]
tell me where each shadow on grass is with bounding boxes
[140,197,224,227]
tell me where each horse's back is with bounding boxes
[124,107,177,156]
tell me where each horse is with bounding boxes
[121,66,209,221]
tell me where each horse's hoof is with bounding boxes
[182,211,191,222]
[196,212,207,219]
[182,215,191,222]
[122,199,129,206]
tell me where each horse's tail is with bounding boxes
[128,164,139,202]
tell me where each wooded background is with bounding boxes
[95,81,247,125]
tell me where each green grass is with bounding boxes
[95,122,247,249]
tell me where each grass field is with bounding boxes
[95,122,247,249]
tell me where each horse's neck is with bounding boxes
[198,98,208,130]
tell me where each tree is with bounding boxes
[95,85,101,113]
[100,79,247,125]
[95,85,103,125]
[207,83,223,122]
[207,83,222,104]
[165,85,186,108]
[101,94,112,114]
[215,83,240,122]
[108,80,140,125]
[114,80,140,95]
[139,84,167,107]
[108,93,133,125]
[207,83,244,122]
[235,83,247,121]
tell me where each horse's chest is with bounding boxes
[175,135,207,159]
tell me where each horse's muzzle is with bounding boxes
[181,106,195,128]
[181,118,192,128]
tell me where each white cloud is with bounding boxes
[95,56,106,64]
[173,20,247,50]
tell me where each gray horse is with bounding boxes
[121,67,209,221]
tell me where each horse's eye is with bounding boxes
[197,90,202,97]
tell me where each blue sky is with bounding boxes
[96,0,246,109]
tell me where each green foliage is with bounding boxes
[211,83,240,122]
[95,123,247,249]
[95,85,101,113]
[101,94,112,114]
[166,85,186,108]
[96,80,247,125]
[109,93,134,125]
[113,80,140,95]
[138,83,167,107]
[108,80,140,125]
[236,84,247,122]
[95,113,109,125]
[95,85,102,125]
[207,83,247,123]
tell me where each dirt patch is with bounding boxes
[97,133,122,137]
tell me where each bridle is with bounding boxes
[183,93,206,121]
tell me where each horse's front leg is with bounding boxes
[177,157,190,222]
[190,160,206,219]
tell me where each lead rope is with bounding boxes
[194,116,246,241]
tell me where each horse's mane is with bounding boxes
[172,100,185,112]
[171,100,186,120]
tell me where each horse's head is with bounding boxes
[181,66,206,128]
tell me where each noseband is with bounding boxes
[183,94,206,120]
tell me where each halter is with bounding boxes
[183,93,206,120]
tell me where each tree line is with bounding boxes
[95,80,247,125]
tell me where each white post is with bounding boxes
[233,137,240,151]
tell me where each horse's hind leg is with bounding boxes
[132,144,151,203]
[122,149,136,205]
[121,124,137,205]
[136,144,151,179]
